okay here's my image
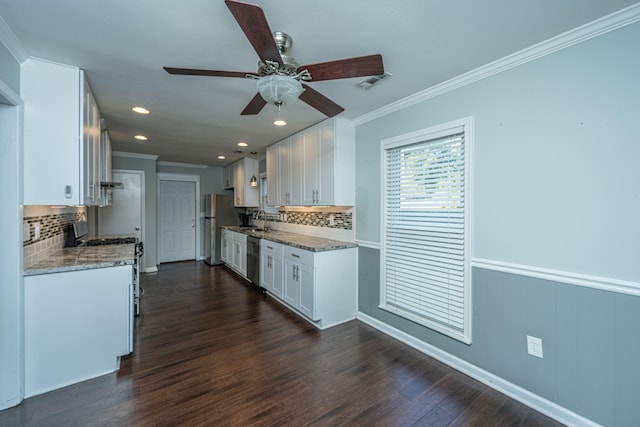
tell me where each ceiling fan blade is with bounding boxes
[241,93,268,115]
[163,67,256,78]
[299,84,344,117]
[298,54,384,82]
[225,0,284,67]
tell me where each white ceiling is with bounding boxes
[1,0,638,166]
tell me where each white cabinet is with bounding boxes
[221,229,231,264]
[264,117,355,207]
[260,239,283,298]
[263,241,357,329]
[232,158,259,207]
[223,230,247,278]
[24,265,132,397]
[266,144,279,206]
[223,164,234,189]
[22,58,107,206]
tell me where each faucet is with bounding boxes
[254,210,271,232]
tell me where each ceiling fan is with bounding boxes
[164,0,384,118]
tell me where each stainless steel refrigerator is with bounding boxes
[204,194,236,265]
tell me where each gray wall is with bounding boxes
[0,40,20,94]
[356,22,640,427]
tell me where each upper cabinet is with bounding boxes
[229,157,259,207]
[266,117,355,206]
[22,58,109,206]
[223,164,234,190]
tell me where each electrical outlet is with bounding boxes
[527,335,543,358]
[23,222,31,242]
[33,222,41,240]
[329,214,335,226]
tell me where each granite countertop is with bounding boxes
[223,226,357,252]
[24,244,135,276]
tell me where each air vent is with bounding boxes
[233,150,245,154]
[356,72,392,90]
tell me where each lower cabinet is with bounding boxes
[261,239,283,298]
[222,229,247,279]
[261,239,357,329]
[24,265,132,397]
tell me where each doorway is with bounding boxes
[158,174,199,263]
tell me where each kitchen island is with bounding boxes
[23,245,135,397]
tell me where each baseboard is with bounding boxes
[355,312,600,427]
[143,266,158,273]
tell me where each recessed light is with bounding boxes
[132,106,150,115]
[218,155,226,160]
[273,119,287,126]
[134,135,148,141]
[237,142,248,147]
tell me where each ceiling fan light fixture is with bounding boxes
[256,75,303,106]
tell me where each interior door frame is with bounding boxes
[0,79,24,409]
[157,173,200,263]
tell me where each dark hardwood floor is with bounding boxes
[1,261,563,426]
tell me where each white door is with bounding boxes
[98,171,143,240]
[159,180,196,263]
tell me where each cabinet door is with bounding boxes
[302,126,319,205]
[277,139,291,205]
[317,120,335,205]
[239,240,247,276]
[223,165,234,189]
[298,264,317,320]
[82,81,101,206]
[283,259,299,308]
[289,133,304,205]
[260,252,273,292]
[221,232,230,263]
[22,59,82,205]
[272,252,283,299]
[234,161,244,206]
[266,145,278,206]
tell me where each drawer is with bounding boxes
[284,246,314,266]
[261,239,283,256]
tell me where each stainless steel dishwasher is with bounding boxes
[246,235,260,285]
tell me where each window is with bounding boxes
[380,117,472,344]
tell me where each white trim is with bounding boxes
[157,160,208,169]
[112,151,158,160]
[356,312,601,427]
[379,117,473,344]
[0,15,29,63]
[472,258,640,297]
[143,266,158,274]
[354,239,380,250]
[157,173,200,262]
[354,3,640,126]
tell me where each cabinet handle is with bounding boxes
[267,246,273,250]
[291,253,300,258]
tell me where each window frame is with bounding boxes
[379,117,473,344]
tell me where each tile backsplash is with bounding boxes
[252,206,355,241]
[23,206,85,268]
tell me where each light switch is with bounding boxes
[23,222,30,242]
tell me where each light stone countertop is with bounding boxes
[24,244,135,276]
[223,226,357,252]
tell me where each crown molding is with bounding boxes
[112,151,159,160]
[354,3,640,126]
[157,161,208,169]
[0,15,28,63]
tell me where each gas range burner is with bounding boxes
[83,237,138,246]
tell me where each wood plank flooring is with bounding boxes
[0,261,564,426]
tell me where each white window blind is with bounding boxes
[381,118,471,344]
